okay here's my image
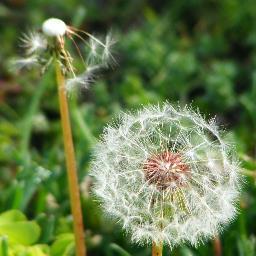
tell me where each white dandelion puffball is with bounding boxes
[42,18,67,37]
[90,103,241,248]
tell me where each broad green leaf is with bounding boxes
[0,210,26,223]
[0,221,40,246]
[0,210,40,246]
[50,233,75,256]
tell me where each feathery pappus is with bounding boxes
[90,103,241,248]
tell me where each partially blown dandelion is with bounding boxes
[12,17,115,94]
[12,18,116,256]
[90,103,241,253]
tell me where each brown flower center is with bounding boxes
[143,151,189,190]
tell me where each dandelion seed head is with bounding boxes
[42,18,67,37]
[12,18,115,92]
[90,103,241,248]
[143,151,190,190]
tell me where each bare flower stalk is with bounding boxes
[12,17,115,256]
[55,58,86,256]
[152,242,163,256]
[213,236,222,256]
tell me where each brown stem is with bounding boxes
[152,241,163,256]
[55,59,87,256]
[213,236,222,256]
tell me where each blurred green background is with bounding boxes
[1,0,256,255]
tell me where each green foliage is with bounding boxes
[0,210,49,256]
[1,0,256,255]
[50,233,75,256]
[0,210,40,245]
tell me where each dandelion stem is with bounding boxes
[152,241,163,256]
[213,236,222,256]
[55,59,87,256]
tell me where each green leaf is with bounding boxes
[179,246,195,256]
[0,210,40,246]
[0,210,26,223]
[0,221,40,246]
[109,243,131,256]
[25,244,50,256]
[50,233,75,256]
[0,236,8,256]
[10,244,49,256]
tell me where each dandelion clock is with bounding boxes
[90,103,241,255]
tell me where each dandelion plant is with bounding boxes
[90,103,241,255]
[13,17,115,256]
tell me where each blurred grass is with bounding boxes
[0,0,256,255]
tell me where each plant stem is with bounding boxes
[72,105,96,146]
[152,241,163,256]
[213,236,222,256]
[20,71,51,166]
[240,168,256,179]
[55,59,86,256]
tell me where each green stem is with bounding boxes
[55,59,87,256]
[20,74,50,165]
[240,168,256,179]
[72,105,96,146]
[152,241,163,256]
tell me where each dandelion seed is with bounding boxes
[10,55,39,70]
[65,65,100,93]
[20,31,47,55]
[102,32,117,66]
[65,73,91,93]
[90,103,241,249]
[87,38,99,63]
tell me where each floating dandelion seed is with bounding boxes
[90,103,241,249]
[12,17,116,94]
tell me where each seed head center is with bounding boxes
[42,18,67,37]
[143,151,189,190]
